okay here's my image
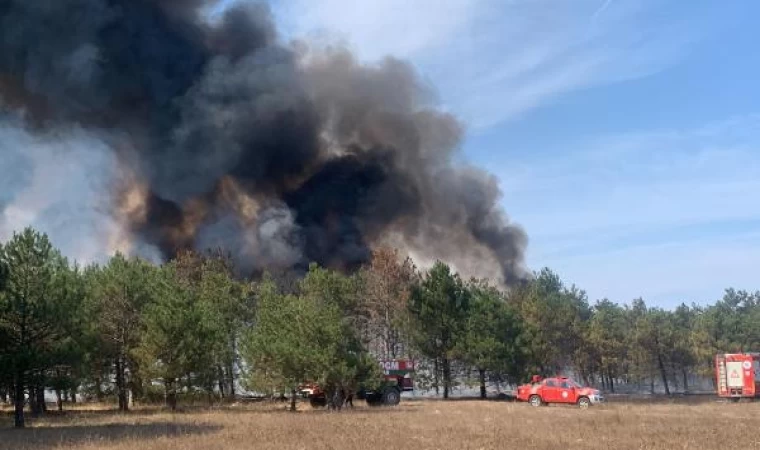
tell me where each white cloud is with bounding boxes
[502,115,760,238]
[495,115,760,306]
[270,0,707,129]
[273,0,478,61]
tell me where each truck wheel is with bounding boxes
[365,392,383,406]
[529,395,542,407]
[577,397,590,409]
[383,387,401,406]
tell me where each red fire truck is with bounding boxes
[715,353,760,401]
[300,359,414,407]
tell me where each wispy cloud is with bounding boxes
[591,0,614,21]
[270,0,709,129]
[271,0,478,61]
[496,115,760,306]
[553,230,760,307]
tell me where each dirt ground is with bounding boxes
[2,397,760,450]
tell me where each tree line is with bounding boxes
[1,227,758,427]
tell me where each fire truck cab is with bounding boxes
[715,353,760,401]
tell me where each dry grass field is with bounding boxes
[2,397,760,450]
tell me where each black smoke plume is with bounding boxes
[0,0,529,285]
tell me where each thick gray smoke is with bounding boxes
[0,0,529,285]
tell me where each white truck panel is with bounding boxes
[726,361,744,388]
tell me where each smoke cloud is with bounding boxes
[0,0,529,286]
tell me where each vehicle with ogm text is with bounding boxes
[300,359,414,407]
[516,376,604,408]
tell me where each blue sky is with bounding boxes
[254,0,760,308]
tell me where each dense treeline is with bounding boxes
[1,227,758,427]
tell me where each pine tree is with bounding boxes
[0,228,78,427]
[87,253,158,411]
[456,279,525,398]
[134,260,222,410]
[407,261,470,399]
[243,277,336,411]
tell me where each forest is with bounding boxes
[1,227,759,428]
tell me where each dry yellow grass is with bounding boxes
[2,398,760,450]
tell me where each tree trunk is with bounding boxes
[682,369,689,394]
[227,360,236,400]
[478,368,487,399]
[56,388,63,412]
[656,352,670,395]
[710,364,717,389]
[37,381,47,413]
[130,370,143,403]
[433,358,440,396]
[217,366,226,399]
[70,387,77,404]
[669,363,679,392]
[30,383,42,417]
[95,374,104,402]
[115,357,129,411]
[290,388,297,412]
[165,379,177,411]
[442,357,451,399]
[14,371,25,428]
[29,386,40,416]
[608,372,615,393]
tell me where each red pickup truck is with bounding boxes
[516,376,604,408]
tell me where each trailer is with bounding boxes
[715,353,760,401]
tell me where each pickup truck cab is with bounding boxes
[516,376,604,408]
